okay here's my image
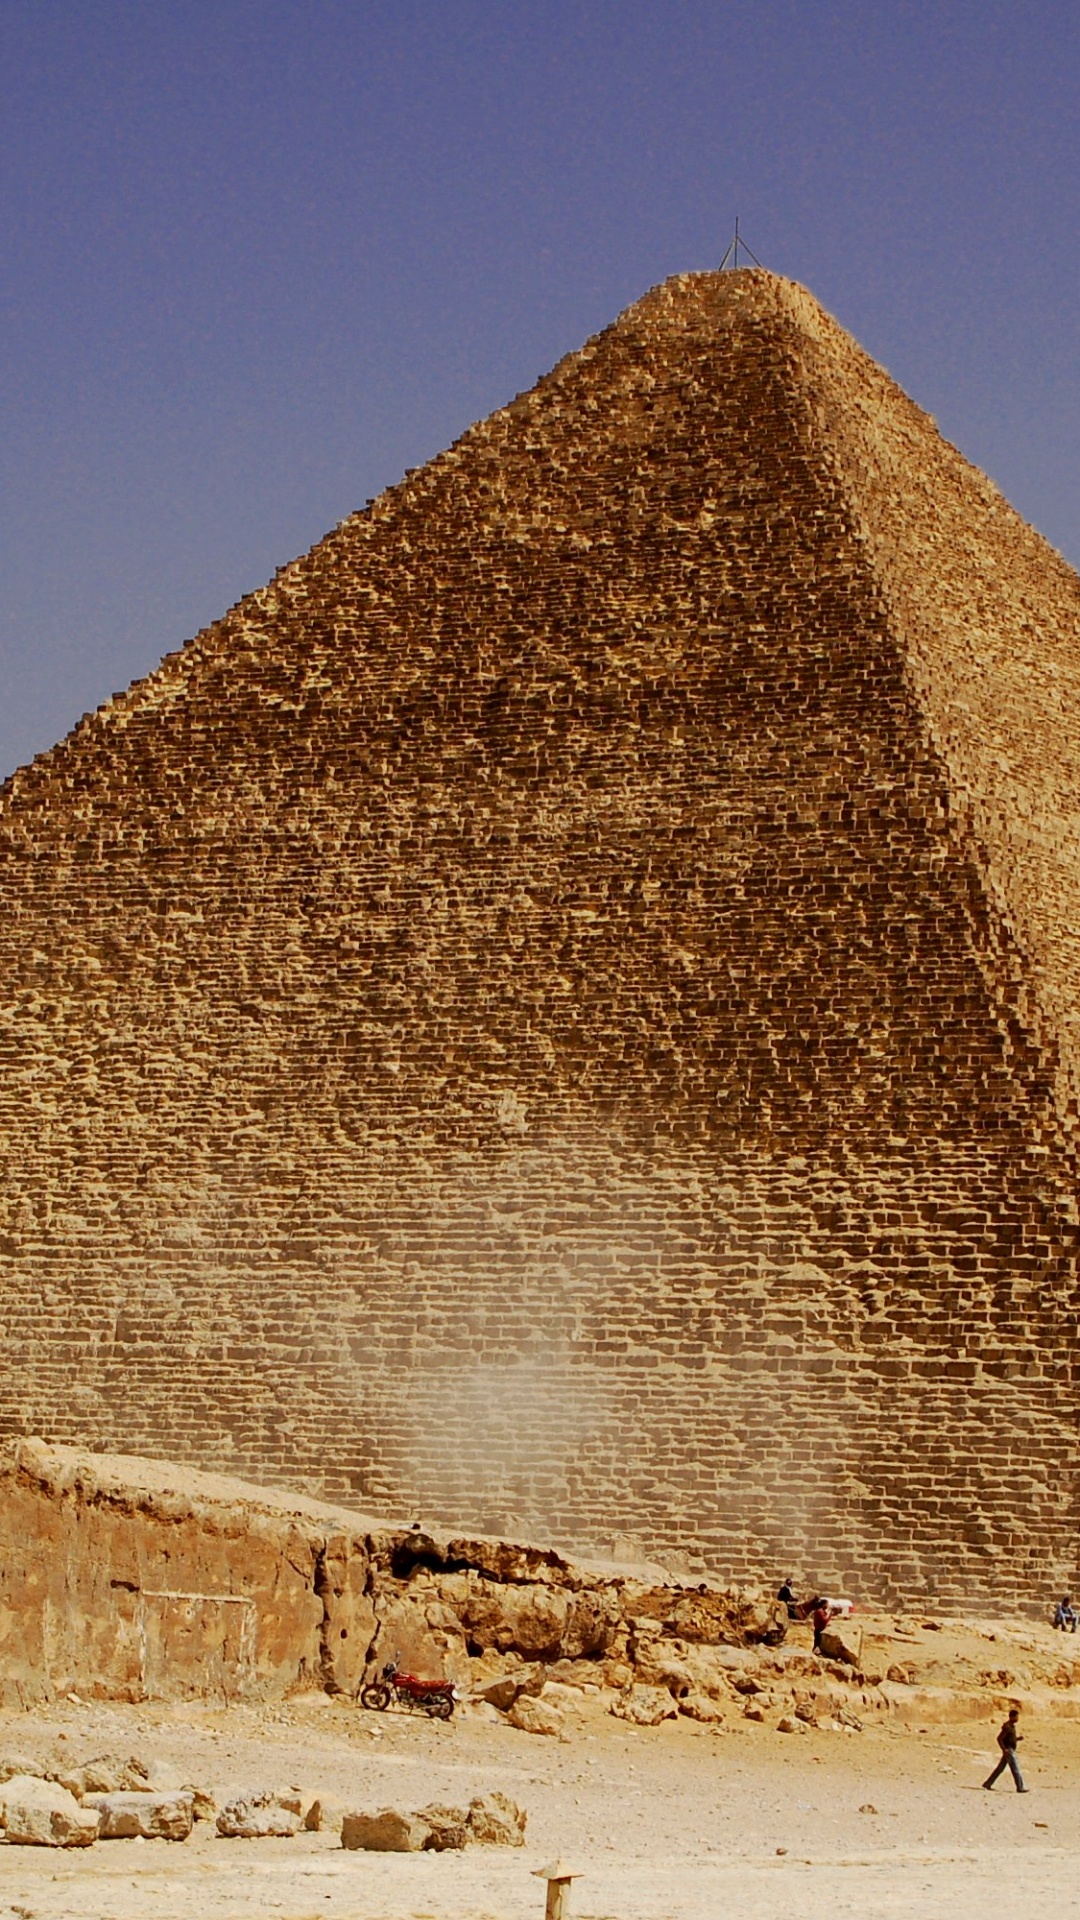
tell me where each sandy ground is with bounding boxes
[3,1613,1080,1919]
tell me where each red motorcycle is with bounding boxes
[359,1658,458,1720]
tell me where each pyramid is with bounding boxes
[3,268,1080,1606]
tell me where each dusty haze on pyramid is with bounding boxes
[2,268,1080,1607]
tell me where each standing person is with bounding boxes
[811,1598,833,1654]
[983,1708,1026,1791]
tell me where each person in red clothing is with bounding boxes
[811,1598,833,1653]
[983,1708,1026,1792]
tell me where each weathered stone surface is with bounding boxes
[475,1664,543,1711]
[340,1808,431,1852]
[415,1803,469,1850]
[624,1587,786,1649]
[678,1690,726,1723]
[0,1437,837,1711]
[2,270,1080,1605]
[476,1674,526,1712]
[304,1792,346,1833]
[0,1775,99,1847]
[467,1791,527,1845]
[818,1626,862,1668]
[506,1695,564,1737]
[84,1789,193,1840]
[79,1754,151,1794]
[0,1441,328,1705]
[611,1685,679,1726]
[450,1579,617,1660]
[215,1791,301,1838]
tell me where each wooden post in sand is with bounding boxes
[532,1859,583,1920]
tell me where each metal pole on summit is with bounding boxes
[719,218,764,271]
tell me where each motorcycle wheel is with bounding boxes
[428,1693,454,1720]
[359,1683,391,1711]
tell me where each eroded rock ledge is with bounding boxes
[0,1439,784,1705]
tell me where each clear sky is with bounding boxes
[2,1,1078,779]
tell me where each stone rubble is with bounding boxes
[214,1790,303,1839]
[340,1792,527,1852]
[0,1775,99,1848]
[83,1789,194,1841]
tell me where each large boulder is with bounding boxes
[631,1638,696,1698]
[507,1695,563,1737]
[449,1575,618,1660]
[818,1625,862,1667]
[475,1666,542,1712]
[622,1584,787,1647]
[80,1754,151,1794]
[415,1803,469,1850]
[341,1808,431,1852]
[216,1791,302,1838]
[467,1791,526,1846]
[0,1775,99,1847]
[84,1790,194,1841]
[610,1684,679,1726]
[678,1690,726,1723]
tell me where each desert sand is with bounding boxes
[1,1614,1079,1920]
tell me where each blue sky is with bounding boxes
[2,1,1078,777]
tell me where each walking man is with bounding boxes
[983,1707,1026,1791]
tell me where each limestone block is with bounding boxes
[610,1684,679,1726]
[215,1791,301,1838]
[340,1807,431,1852]
[467,1790,527,1846]
[631,1639,696,1697]
[677,1689,725,1723]
[414,1802,469,1850]
[460,1582,571,1657]
[0,1775,99,1846]
[84,1790,194,1840]
[818,1626,861,1667]
[507,1695,564,1737]
[80,1754,152,1794]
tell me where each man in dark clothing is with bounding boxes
[777,1579,799,1620]
[983,1708,1026,1791]
[1054,1595,1078,1632]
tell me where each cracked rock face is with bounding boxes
[0,1439,785,1708]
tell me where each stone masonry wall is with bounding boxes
[0,272,1078,1606]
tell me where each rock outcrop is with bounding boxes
[0,1437,785,1705]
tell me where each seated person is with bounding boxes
[1054,1595,1079,1632]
